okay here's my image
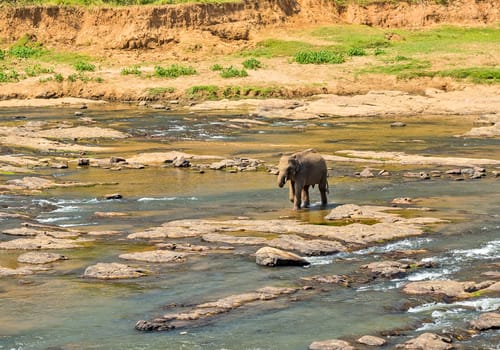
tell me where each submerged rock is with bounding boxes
[300,275,351,287]
[309,339,356,350]
[469,312,500,331]
[357,335,386,346]
[119,250,187,263]
[0,234,82,250]
[135,286,298,331]
[83,263,149,279]
[0,265,49,277]
[255,247,309,267]
[402,279,498,299]
[395,332,453,350]
[17,252,68,264]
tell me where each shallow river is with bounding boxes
[0,104,499,349]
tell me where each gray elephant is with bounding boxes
[277,149,329,210]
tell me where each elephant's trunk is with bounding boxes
[278,173,287,188]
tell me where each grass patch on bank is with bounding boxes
[154,64,197,78]
[186,85,282,100]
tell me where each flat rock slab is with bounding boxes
[119,250,187,263]
[309,339,356,350]
[402,279,498,299]
[327,150,500,167]
[469,312,500,331]
[361,260,411,278]
[135,286,298,331]
[126,151,223,165]
[357,335,386,346]
[2,176,115,193]
[83,263,149,279]
[129,214,426,246]
[202,233,267,245]
[0,234,82,250]
[255,246,310,267]
[268,234,346,256]
[301,275,351,287]
[395,332,453,350]
[17,252,68,264]
[0,265,49,277]
[36,126,128,139]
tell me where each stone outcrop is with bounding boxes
[402,279,498,299]
[395,332,453,350]
[469,312,500,331]
[255,247,309,267]
[83,263,149,279]
[17,252,68,264]
[0,234,83,250]
[119,250,187,263]
[357,335,386,346]
[135,286,298,331]
[309,339,356,350]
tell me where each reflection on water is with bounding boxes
[0,105,499,349]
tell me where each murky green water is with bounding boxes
[0,104,499,349]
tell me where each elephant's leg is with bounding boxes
[302,185,310,208]
[293,182,302,210]
[319,180,328,206]
[289,181,295,203]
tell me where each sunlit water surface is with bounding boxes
[0,105,499,349]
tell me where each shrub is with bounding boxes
[54,73,64,82]
[121,65,142,75]
[295,50,345,64]
[154,64,197,78]
[220,66,248,78]
[74,61,96,72]
[374,48,385,56]
[9,35,44,59]
[242,58,262,70]
[0,69,19,82]
[210,64,223,71]
[186,85,219,99]
[347,47,367,56]
[24,64,54,77]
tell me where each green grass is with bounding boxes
[24,64,54,77]
[295,50,345,64]
[121,65,142,76]
[74,61,96,72]
[8,34,45,59]
[154,64,196,78]
[0,69,20,82]
[210,64,223,71]
[242,58,262,70]
[186,85,281,99]
[186,85,219,99]
[241,39,317,58]
[220,66,248,78]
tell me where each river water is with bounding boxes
[0,104,499,349]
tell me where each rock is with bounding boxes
[0,265,49,277]
[255,247,310,267]
[78,158,90,166]
[136,286,298,331]
[83,263,148,279]
[119,250,187,263]
[3,227,41,236]
[469,312,500,331]
[0,234,81,250]
[396,332,453,350]
[357,335,386,346]
[300,275,350,287]
[391,122,406,127]
[94,211,129,218]
[151,104,166,109]
[360,168,375,178]
[172,156,191,168]
[202,233,267,245]
[17,252,68,264]
[391,197,413,205]
[105,193,122,200]
[403,172,430,180]
[269,234,346,256]
[309,339,356,350]
[361,260,410,278]
[402,280,497,299]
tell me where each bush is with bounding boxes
[186,85,218,99]
[74,61,96,72]
[347,47,367,56]
[242,58,262,70]
[295,50,345,64]
[210,64,223,71]
[220,66,248,78]
[24,64,54,77]
[9,35,44,59]
[121,65,142,75]
[0,69,19,82]
[154,64,197,78]
[54,73,64,82]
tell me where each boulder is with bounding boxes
[357,335,386,346]
[17,252,68,264]
[269,234,345,256]
[402,280,497,299]
[119,250,187,263]
[395,332,452,350]
[309,339,356,350]
[83,263,148,279]
[0,234,81,250]
[469,312,500,331]
[361,260,410,278]
[255,247,310,267]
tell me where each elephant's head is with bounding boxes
[277,155,300,188]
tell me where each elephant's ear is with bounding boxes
[290,155,301,174]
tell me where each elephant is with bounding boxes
[277,149,329,210]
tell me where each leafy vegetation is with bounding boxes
[24,64,54,77]
[146,86,175,97]
[210,64,223,71]
[219,66,248,78]
[295,50,345,64]
[0,69,20,83]
[154,64,197,78]
[74,61,96,72]
[186,85,281,100]
[8,35,44,59]
[121,65,142,76]
[186,85,219,99]
[242,58,262,70]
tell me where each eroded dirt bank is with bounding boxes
[1,0,498,51]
